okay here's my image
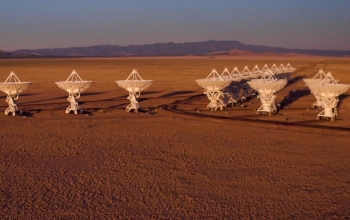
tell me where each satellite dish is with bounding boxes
[196,69,233,111]
[220,68,242,106]
[55,70,93,114]
[303,69,338,109]
[304,70,348,121]
[250,65,261,79]
[116,69,153,113]
[248,70,287,115]
[270,64,283,75]
[280,63,295,80]
[286,63,296,73]
[240,66,252,80]
[0,72,32,116]
[260,64,270,77]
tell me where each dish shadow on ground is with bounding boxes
[160,90,196,98]
[279,89,311,108]
[338,94,350,109]
[81,92,106,96]
[0,93,38,101]
[284,76,305,88]
[115,90,161,99]
[22,96,68,104]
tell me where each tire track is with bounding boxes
[161,95,350,132]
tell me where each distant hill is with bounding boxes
[0,50,12,58]
[0,49,39,59]
[7,40,350,57]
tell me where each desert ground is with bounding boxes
[0,57,350,219]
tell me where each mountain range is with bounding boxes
[3,40,350,58]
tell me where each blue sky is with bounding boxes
[1,0,349,51]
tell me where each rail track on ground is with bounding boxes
[161,94,350,132]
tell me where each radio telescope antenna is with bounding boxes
[286,63,296,73]
[222,67,241,82]
[270,64,282,75]
[307,80,349,121]
[116,69,153,113]
[283,63,295,80]
[271,63,286,79]
[240,66,252,80]
[247,70,287,116]
[196,69,233,111]
[220,68,232,80]
[231,67,249,81]
[55,70,93,114]
[303,69,337,109]
[220,68,242,82]
[250,65,261,79]
[220,68,242,106]
[0,72,32,116]
[260,64,270,77]
[231,67,241,79]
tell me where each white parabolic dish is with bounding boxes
[303,79,324,86]
[303,79,339,87]
[307,84,350,98]
[55,70,93,94]
[116,80,153,93]
[195,79,232,92]
[0,82,32,96]
[0,72,32,96]
[55,81,93,94]
[248,79,287,93]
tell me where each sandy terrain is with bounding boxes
[0,57,350,219]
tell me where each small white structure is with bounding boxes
[270,64,283,75]
[305,71,348,121]
[196,69,233,111]
[224,68,241,82]
[239,66,252,80]
[0,72,32,116]
[285,63,296,73]
[303,70,337,109]
[116,69,153,113]
[308,83,349,121]
[279,64,286,71]
[268,63,295,81]
[221,68,233,80]
[282,63,296,80]
[231,67,251,80]
[55,70,93,114]
[250,65,261,79]
[221,68,242,106]
[260,64,270,77]
[248,70,287,115]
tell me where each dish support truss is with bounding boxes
[5,93,19,116]
[55,70,93,114]
[317,95,339,121]
[116,69,153,113]
[0,72,32,116]
[255,92,278,116]
[205,90,226,111]
[66,92,81,114]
